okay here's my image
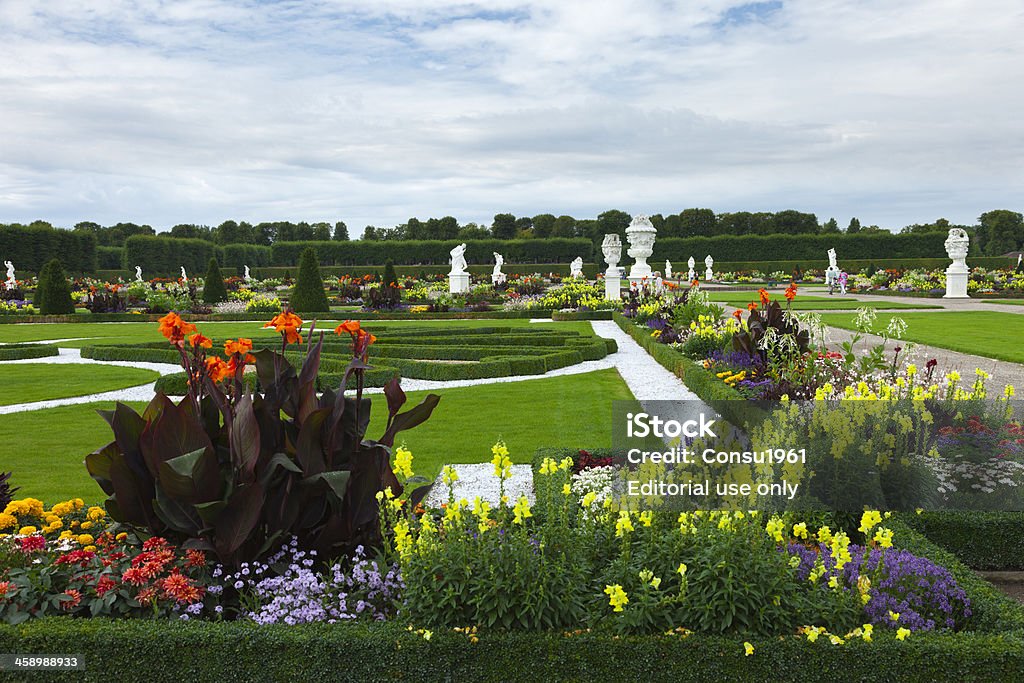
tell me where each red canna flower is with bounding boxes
[732,309,742,321]
[747,302,757,312]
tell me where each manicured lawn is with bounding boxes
[822,311,1024,364]
[0,364,159,406]
[979,299,1024,306]
[0,368,632,503]
[0,319,593,348]
[705,293,940,310]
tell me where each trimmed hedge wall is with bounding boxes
[903,512,1024,570]
[270,238,594,266]
[1,617,1022,683]
[0,343,59,360]
[651,232,948,264]
[0,225,97,273]
[713,256,1015,275]
[123,236,220,277]
[221,244,272,272]
[96,246,123,270]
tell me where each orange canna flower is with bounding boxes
[732,309,742,320]
[158,312,197,345]
[758,289,770,306]
[747,302,758,311]
[205,356,231,383]
[264,311,304,346]
[224,338,253,356]
[188,333,213,349]
[691,279,699,287]
[784,285,797,302]
[335,320,361,336]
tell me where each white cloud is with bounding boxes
[0,0,1021,233]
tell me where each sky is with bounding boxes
[1,0,1022,236]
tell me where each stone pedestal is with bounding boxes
[449,272,470,294]
[605,268,621,300]
[944,270,968,299]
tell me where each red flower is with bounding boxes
[60,589,82,611]
[96,576,118,597]
[185,549,207,569]
[136,586,158,605]
[0,581,12,598]
[122,566,148,586]
[18,535,46,553]
[55,550,96,567]
[732,310,742,321]
[747,302,758,312]
[160,570,204,605]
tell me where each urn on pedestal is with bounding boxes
[625,215,657,285]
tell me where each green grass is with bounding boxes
[0,364,158,406]
[822,311,1024,364]
[0,319,592,348]
[979,299,1024,306]
[705,293,940,310]
[0,369,632,503]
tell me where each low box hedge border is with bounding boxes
[0,310,566,325]
[901,512,1024,571]
[0,343,59,361]
[0,617,1021,683]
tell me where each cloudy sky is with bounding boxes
[1,1,1021,235]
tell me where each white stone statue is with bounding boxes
[825,248,841,294]
[491,252,506,285]
[944,228,970,299]
[4,261,15,290]
[665,260,673,280]
[244,265,252,283]
[625,215,657,284]
[135,265,143,283]
[687,256,695,282]
[570,257,584,279]
[180,266,188,283]
[601,234,623,300]
[449,243,469,294]
[704,255,714,282]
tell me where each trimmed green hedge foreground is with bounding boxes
[0,617,1021,683]
[904,512,1024,571]
[0,343,59,361]
[79,326,617,393]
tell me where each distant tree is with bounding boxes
[979,210,1024,255]
[202,257,228,304]
[436,216,460,240]
[289,247,330,312]
[170,224,213,241]
[660,213,682,238]
[457,223,491,240]
[773,210,819,234]
[679,208,716,237]
[847,217,862,234]
[514,216,533,237]
[406,218,425,240]
[531,214,556,238]
[293,222,315,242]
[900,218,960,234]
[33,259,75,315]
[333,221,350,241]
[552,215,576,238]
[312,222,332,241]
[821,217,841,233]
[215,220,248,245]
[595,210,631,241]
[362,225,378,240]
[491,213,517,240]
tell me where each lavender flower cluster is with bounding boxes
[217,538,403,625]
[787,543,971,631]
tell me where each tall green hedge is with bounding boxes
[124,236,220,277]
[270,238,593,266]
[222,244,272,272]
[289,247,330,312]
[202,258,228,304]
[0,225,97,273]
[96,246,123,270]
[650,232,948,263]
[32,259,75,314]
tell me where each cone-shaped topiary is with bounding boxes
[382,259,398,288]
[0,471,17,510]
[202,257,229,304]
[289,247,330,312]
[33,258,75,315]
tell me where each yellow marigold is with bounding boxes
[87,506,106,521]
[80,521,93,530]
[83,545,97,552]
[0,513,16,530]
[19,526,38,535]
[116,532,128,541]
[77,534,94,545]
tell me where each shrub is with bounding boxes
[202,258,228,304]
[32,259,75,315]
[0,472,16,510]
[289,248,330,312]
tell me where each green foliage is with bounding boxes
[288,247,330,312]
[221,244,272,272]
[0,471,16,510]
[86,336,439,567]
[650,232,946,264]
[381,259,397,287]
[0,343,58,361]
[33,259,75,315]
[202,258,228,304]
[124,235,219,277]
[96,246,124,270]
[0,224,97,273]
[2,618,1023,683]
[903,512,1024,570]
[270,238,594,267]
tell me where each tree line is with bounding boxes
[4,208,1022,257]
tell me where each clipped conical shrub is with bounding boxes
[33,258,75,315]
[382,259,398,288]
[202,257,228,304]
[289,247,330,312]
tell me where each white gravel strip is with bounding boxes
[0,337,94,345]
[588,320,702,401]
[424,464,535,507]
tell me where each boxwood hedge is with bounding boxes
[0,343,59,361]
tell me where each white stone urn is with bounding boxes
[704,254,714,282]
[944,228,970,298]
[687,256,695,282]
[625,214,657,284]
[602,234,623,300]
